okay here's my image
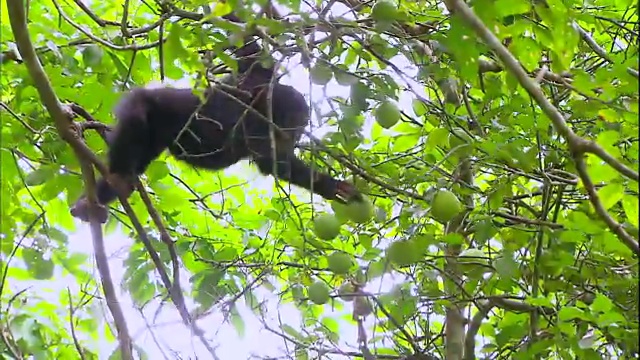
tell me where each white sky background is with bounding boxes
[5,1,441,359]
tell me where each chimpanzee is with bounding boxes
[70,31,364,223]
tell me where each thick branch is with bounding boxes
[6,1,135,358]
[463,301,493,360]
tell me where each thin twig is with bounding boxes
[52,0,162,51]
[67,288,88,360]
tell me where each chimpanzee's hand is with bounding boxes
[334,181,364,204]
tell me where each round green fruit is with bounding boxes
[374,101,401,129]
[386,240,419,266]
[347,197,375,224]
[337,283,356,301]
[430,190,462,223]
[308,281,331,305]
[327,252,353,274]
[371,0,398,22]
[313,213,342,240]
[310,63,333,85]
[331,201,350,224]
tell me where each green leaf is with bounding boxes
[596,130,622,158]
[445,15,481,81]
[425,127,450,149]
[334,68,359,86]
[211,1,232,16]
[25,166,56,186]
[58,252,89,276]
[106,51,130,78]
[282,324,305,342]
[412,98,428,117]
[495,0,531,18]
[509,36,542,71]
[244,289,260,315]
[229,304,246,338]
[578,334,597,349]
[22,248,55,280]
[82,44,104,68]
[442,233,465,245]
[558,306,587,321]
[597,183,623,211]
[474,220,498,244]
[586,154,620,183]
[146,160,170,183]
[494,254,518,280]
[350,82,371,111]
[622,194,639,227]
[194,269,226,309]
[590,293,613,313]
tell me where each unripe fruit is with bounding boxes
[313,213,342,240]
[374,101,401,129]
[338,283,356,301]
[430,190,462,223]
[371,0,398,22]
[327,252,353,274]
[347,197,375,223]
[386,240,419,266]
[331,201,350,224]
[308,281,330,305]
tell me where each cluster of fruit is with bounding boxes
[304,189,474,305]
[307,252,355,305]
[312,196,376,241]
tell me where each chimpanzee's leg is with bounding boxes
[70,89,165,223]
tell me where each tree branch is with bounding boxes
[6,1,135,357]
[444,0,639,256]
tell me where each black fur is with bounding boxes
[70,40,363,223]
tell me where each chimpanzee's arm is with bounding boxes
[254,152,363,203]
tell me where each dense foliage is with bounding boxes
[1,0,638,359]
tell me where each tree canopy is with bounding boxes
[1,0,638,359]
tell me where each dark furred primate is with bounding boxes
[70,35,364,223]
